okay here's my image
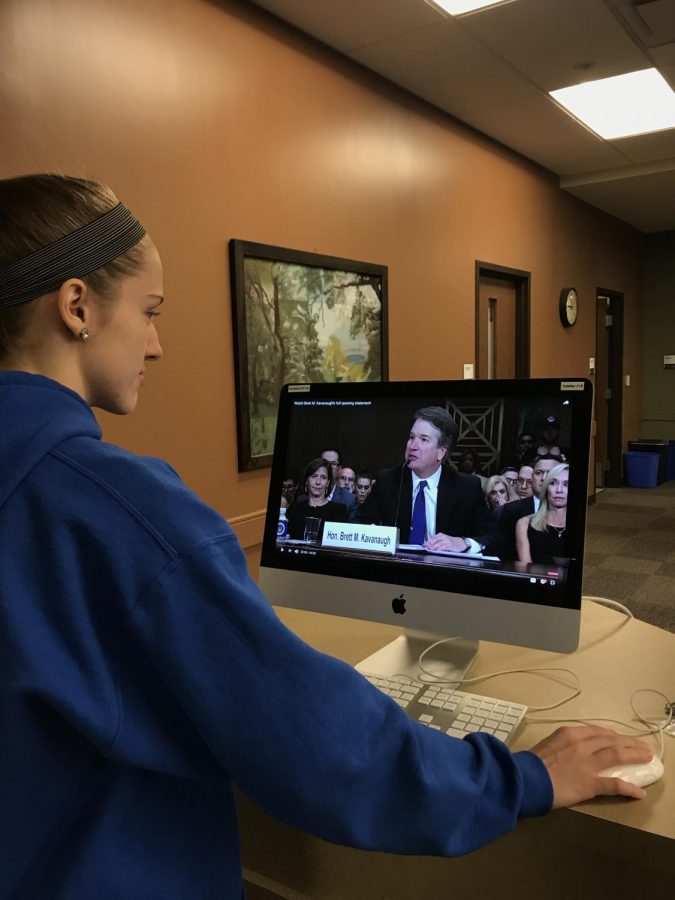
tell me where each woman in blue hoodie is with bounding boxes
[0,174,652,899]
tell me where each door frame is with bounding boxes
[475,261,531,378]
[596,288,624,488]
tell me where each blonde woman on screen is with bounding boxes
[516,463,569,564]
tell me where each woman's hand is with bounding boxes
[529,725,654,806]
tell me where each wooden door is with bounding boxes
[477,277,517,379]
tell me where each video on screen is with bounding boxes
[272,391,578,587]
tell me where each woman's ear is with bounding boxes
[55,278,91,339]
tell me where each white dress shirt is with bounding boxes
[411,467,442,541]
[411,466,483,553]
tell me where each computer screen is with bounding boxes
[259,378,593,679]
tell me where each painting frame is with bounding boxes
[229,239,389,472]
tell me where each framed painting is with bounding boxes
[229,240,388,471]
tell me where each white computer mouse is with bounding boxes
[598,755,664,788]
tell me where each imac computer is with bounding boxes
[259,378,593,682]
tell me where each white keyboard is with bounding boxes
[363,672,527,746]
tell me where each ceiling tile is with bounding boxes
[457,0,650,92]
[632,0,675,44]
[610,127,675,164]
[564,169,675,232]
[249,0,444,53]
[459,94,632,174]
[349,19,537,115]
[247,0,673,230]
[649,42,675,67]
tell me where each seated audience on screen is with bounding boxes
[515,464,534,500]
[457,448,487,488]
[281,475,298,507]
[355,469,375,505]
[484,474,516,516]
[516,463,569,564]
[500,465,519,493]
[295,447,358,521]
[319,447,358,520]
[516,431,536,465]
[531,454,564,498]
[286,458,349,541]
[337,465,356,493]
[359,406,496,553]
[496,454,563,560]
[535,415,568,461]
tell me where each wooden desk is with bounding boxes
[239,601,673,899]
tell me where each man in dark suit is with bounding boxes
[358,406,495,553]
[497,453,562,559]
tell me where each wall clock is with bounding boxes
[559,287,578,327]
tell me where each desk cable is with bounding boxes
[416,637,581,711]
[414,597,672,760]
[582,595,674,745]
[583,594,634,619]
[525,690,672,762]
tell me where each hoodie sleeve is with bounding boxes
[121,533,552,857]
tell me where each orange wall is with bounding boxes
[0,0,642,542]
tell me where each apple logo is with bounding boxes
[392,593,406,615]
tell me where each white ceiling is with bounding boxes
[247,0,675,233]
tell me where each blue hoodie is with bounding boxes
[0,372,552,898]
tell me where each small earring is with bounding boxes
[79,327,89,342]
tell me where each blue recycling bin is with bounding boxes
[628,440,667,483]
[624,451,659,488]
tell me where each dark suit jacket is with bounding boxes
[331,485,359,522]
[358,465,496,550]
[497,496,535,560]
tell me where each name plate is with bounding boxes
[321,522,398,555]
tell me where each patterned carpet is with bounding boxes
[583,482,675,633]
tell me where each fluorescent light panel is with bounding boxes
[431,0,515,15]
[550,68,675,140]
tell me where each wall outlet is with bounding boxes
[463,363,474,379]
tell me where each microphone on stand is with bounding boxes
[394,457,411,534]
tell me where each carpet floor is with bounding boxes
[583,481,675,633]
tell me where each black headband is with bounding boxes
[0,202,146,309]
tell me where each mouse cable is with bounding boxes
[415,637,581,712]
[631,688,674,756]
[582,600,674,739]
[415,604,667,718]
[525,689,673,760]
